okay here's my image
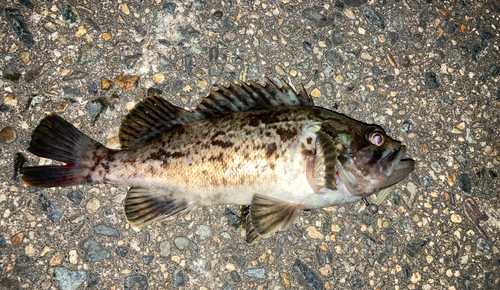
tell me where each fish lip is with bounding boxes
[383,145,406,177]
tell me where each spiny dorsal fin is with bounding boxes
[194,77,314,119]
[246,194,301,244]
[119,78,313,149]
[124,188,196,227]
[119,95,201,149]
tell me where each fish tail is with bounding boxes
[20,114,105,187]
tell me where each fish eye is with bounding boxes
[368,131,385,146]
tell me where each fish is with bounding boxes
[19,78,415,244]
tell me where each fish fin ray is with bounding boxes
[244,213,261,245]
[119,94,201,149]
[124,188,196,227]
[194,78,314,119]
[249,194,301,240]
[19,113,101,187]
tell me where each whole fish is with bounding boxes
[19,78,415,244]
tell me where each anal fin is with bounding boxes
[246,194,302,244]
[124,188,196,227]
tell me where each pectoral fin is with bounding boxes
[245,194,302,244]
[124,188,196,227]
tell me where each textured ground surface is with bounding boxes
[0,0,499,289]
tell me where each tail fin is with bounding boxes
[19,114,104,187]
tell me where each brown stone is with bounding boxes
[49,252,63,266]
[115,75,140,91]
[0,127,16,144]
[11,233,24,246]
[101,78,113,90]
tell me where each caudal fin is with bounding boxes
[19,114,104,187]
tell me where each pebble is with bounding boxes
[193,259,209,276]
[80,237,110,262]
[0,127,16,144]
[174,237,190,250]
[423,176,433,187]
[159,241,171,257]
[406,240,427,258]
[124,53,142,69]
[86,197,100,213]
[102,33,112,41]
[174,270,185,286]
[120,3,130,15]
[280,272,291,289]
[430,162,442,173]
[124,275,148,290]
[67,191,83,205]
[49,252,63,266]
[101,78,113,90]
[296,259,322,290]
[230,270,241,283]
[195,225,212,240]
[3,94,17,107]
[450,213,462,223]
[142,255,154,265]
[334,74,345,84]
[310,88,322,98]
[244,269,265,279]
[307,227,324,239]
[0,236,7,248]
[19,51,30,65]
[393,12,404,31]
[163,2,177,15]
[94,224,119,237]
[350,275,363,288]
[5,8,34,48]
[69,250,78,264]
[213,11,223,20]
[458,173,471,193]
[194,0,207,10]
[60,5,79,28]
[115,247,128,257]
[3,65,21,82]
[361,51,373,60]
[223,208,241,228]
[55,267,86,290]
[477,238,492,255]
[78,44,101,65]
[115,75,140,90]
[343,0,367,7]
[472,43,488,62]
[11,233,24,247]
[363,6,385,29]
[38,194,63,223]
[178,25,200,40]
[87,273,99,288]
[325,51,343,66]
[302,7,334,28]
[425,72,440,89]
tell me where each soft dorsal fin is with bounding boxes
[119,95,201,149]
[118,78,313,149]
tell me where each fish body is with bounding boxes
[20,78,414,244]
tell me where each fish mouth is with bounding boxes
[382,145,415,187]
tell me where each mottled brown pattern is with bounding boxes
[93,105,389,207]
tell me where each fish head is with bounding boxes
[322,121,415,198]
